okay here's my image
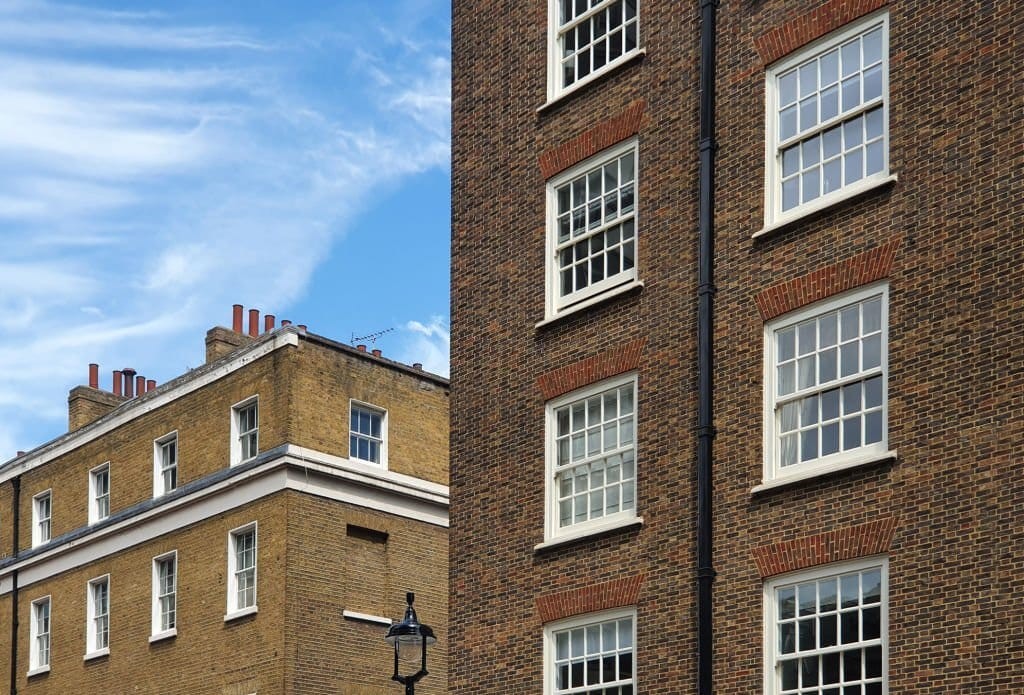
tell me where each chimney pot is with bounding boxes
[146,379,156,392]
[123,368,136,398]
[413,363,423,370]
[232,304,244,333]
[112,370,123,397]
[136,375,145,396]
[372,349,382,358]
[297,324,307,333]
[248,309,259,338]
[264,314,275,332]
[281,320,292,327]
[88,363,99,389]
[357,344,367,352]
[16,450,25,457]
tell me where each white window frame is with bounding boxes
[28,596,51,676]
[151,551,178,642]
[546,140,639,320]
[546,0,641,103]
[225,522,258,621]
[153,431,178,497]
[762,283,892,486]
[543,373,638,545]
[763,11,891,230]
[88,462,110,524]
[543,608,636,695]
[230,397,259,465]
[32,490,51,547]
[85,575,110,659]
[763,557,888,695]
[349,400,388,468]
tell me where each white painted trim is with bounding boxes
[226,522,257,615]
[224,605,258,623]
[763,11,890,228]
[762,283,890,485]
[1,330,299,483]
[230,396,259,466]
[153,431,178,498]
[545,0,642,103]
[545,140,640,322]
[26,666,50,678]
[535,280,644,329]
[32,490,52,548]
[754,174,897,238]
[151,550,177,637]
[348,399,389,469]
[544,374,638,544]
[342,610,392,626]
[29,595,51,672]
[86,574,110,654]
[148,628,177,644]
[88,462,111,525]
[543,607,637,695]
[0,445,448,594]
[752,449,896,494]
[763,556,888,695]
[83,647,109,661]
[534,516,643,552]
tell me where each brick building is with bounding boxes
[451,1,1021,694]
[0,306,449,694]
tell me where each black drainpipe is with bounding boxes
[696,1,718,695]
[10,475,20,695]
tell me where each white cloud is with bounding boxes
[399,317,450,378]
[0,1,451,461]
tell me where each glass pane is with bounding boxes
[780,105,798,141]
[782,177,799,211]
[841,574,860,607]
[863,63,883,101]
[799,618,816,650]
[779,70,798,105]
[841,39,860,77]
[843,417,861,449]
[801,429,818,461]
[820,49,839,85]
[821,84,839,122]
[863,27,883,65]
[865,107,884,140]
[822,422,840,455]
[841,611,859,644]
[863,569,882,602]
[820,614,838,647]
[865,140,884,175]
[842,75,861,111]
[779,587,796,619]
[863,606,881,640]
[781,659,798,689]
[778,327,796,361]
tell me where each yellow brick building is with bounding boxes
[0,307,449,694]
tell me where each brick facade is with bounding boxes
[452,0,1023,693]
[0,319,449,693]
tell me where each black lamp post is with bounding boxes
[385,592,436,694]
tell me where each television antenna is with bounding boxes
[352,327,395,344]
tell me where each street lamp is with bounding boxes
[385,592,436,694]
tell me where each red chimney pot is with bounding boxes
[413,363,423,370]
[146,379,156,393]
[232,304,244,333]
[136,375,145,396]
[88,363,99,389]
[264,314,275,332]
[372,349,382,358]
[112,370,123,397]
[281,320,292,327]
[357,344,367,352]
[248,309,259,337]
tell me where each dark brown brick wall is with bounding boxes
[453,0,1023,694]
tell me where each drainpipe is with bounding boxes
[10,475,21,695]
[696,1,718,695]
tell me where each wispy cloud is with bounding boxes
[0,0,451,460]
[398,317,451,378]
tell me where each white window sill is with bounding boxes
[537,280,644,329]
[83,648,109,661]
[752,449,897,494]
[755,174,898,239]
[27,665,50,677]
[535,516,643,552]
[342,610,392,626]
[538,49,646,113]
[223,605,258,623]
[149,628,177,643]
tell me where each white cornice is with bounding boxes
[0,330,300,484]
[0,445,448,593]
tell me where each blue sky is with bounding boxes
[0,0,452,461]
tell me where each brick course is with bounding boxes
[452,0,1023,693]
